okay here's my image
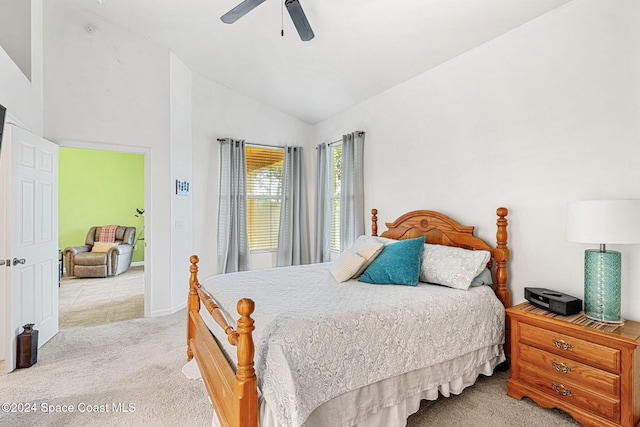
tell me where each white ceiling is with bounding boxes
[65,0,573,124]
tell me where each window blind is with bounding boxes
[330,144,342,253]
[246,146,285,251]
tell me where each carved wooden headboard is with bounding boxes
[370,208,511,309]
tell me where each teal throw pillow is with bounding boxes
[358,237,425,286]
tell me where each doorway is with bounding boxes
[58,266,144,328]
[57,142,150,328]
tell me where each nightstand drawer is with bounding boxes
[519,322,620,372]
[519,343,620,397]
[519,365,620,423]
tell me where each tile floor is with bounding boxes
[58,265,144,329]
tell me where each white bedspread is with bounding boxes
[201,263,505,427]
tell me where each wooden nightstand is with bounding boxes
[506,302,640,427]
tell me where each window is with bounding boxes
[246,146,284,251]
[330,144,342,253]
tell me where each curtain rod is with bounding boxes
[218,132,362,149]
[316,140,340,149]
[217,138,285,149]
[318,132,364,148]
[315,139,342,149]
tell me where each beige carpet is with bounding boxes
[59,266,144,329]
[0,309,579,427]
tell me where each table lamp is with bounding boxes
[565,199,640,324]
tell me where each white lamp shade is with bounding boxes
[566,200,640,244]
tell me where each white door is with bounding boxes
[1,124,59,373]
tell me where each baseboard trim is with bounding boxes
[148,301,186,318]
[149,308,174,317]
[171,301,187,313]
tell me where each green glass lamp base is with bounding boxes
[584,249,623,324]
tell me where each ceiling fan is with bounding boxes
[221,0,315,41]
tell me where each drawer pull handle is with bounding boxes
[553,338,573,351]
[552,361,573,374]
[552,383,572,396]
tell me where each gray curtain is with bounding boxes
[277,146,311,266]
[314,142,331,263]
[217,138,250,273]
[340,132,365,251]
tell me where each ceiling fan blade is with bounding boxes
[285,0,314,41]
[221,0,267,24]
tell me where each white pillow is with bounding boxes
[420,244,491,290]
[350,235,372,248]
[330,250,365,282]
[375,236,398,246]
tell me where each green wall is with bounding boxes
[59,148,145,263]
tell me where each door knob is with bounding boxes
[12,258,26,266]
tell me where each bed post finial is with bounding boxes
[494,208,511,308]
[187,255,200,361]
[236,298,256,381]
[236,298,258,426]
[371,208,378,236]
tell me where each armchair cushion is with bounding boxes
[74,252,108,266]
[91,242,118,253]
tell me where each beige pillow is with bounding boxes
[92,242,118,253]
[329,236,385,282]
[330,250,365,282]
[352,238,384,278]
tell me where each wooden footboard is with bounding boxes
[187,255,258,427]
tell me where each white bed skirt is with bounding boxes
[185,345,505,427]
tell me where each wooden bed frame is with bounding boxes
[187,207,511,427]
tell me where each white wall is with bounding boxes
[191,73,313,279]
[42,1,174,316]
[0,0,42,134]
[314,0,640,321]
[169,52,193,312]
[0,0,32,81]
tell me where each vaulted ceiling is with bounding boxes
[65,0,573,124]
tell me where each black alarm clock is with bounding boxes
[525,287,582,316]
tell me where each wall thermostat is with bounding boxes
[176,180,190,195]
